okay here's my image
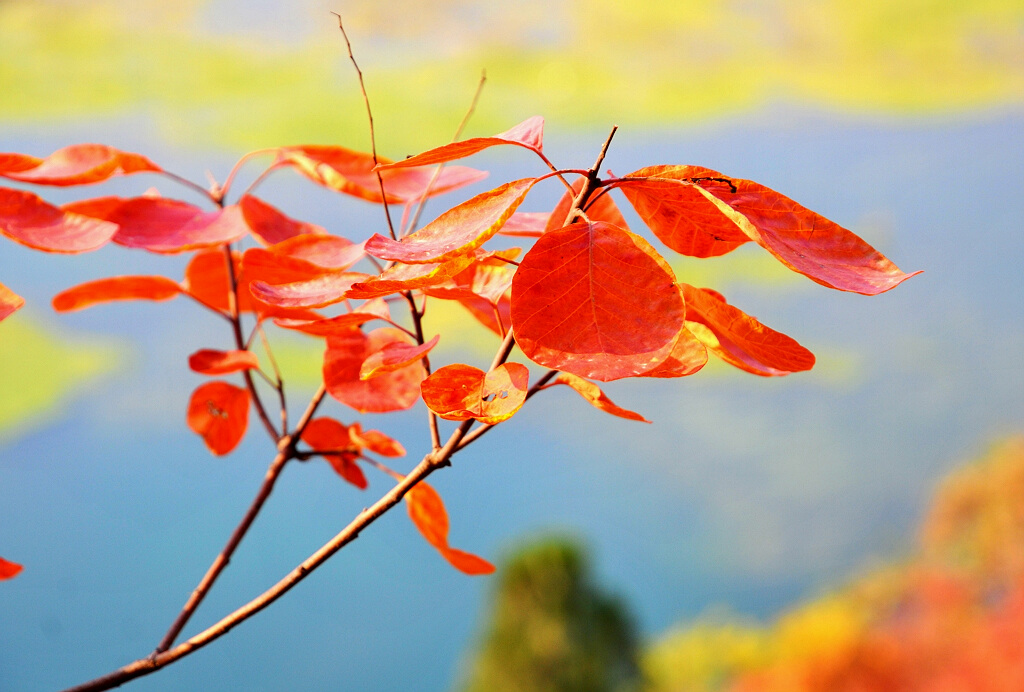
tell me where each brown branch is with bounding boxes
[404,290,442,450]
[332,12,397,241]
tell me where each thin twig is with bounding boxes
[256,323,288,434]
[218,148,279,202]
[332,12,397,241]
[404,290,441,450]
[156,170,218,204]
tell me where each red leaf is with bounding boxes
[511,221,685,381]
[273,298,392,336]
[0,144,160,186]
[0,556,23,580]
[182,249,238,313]
[404,481,495,575]
[0,282,25,321]
[279,145,487,204]
[456,291,511,336]
[323,327,426,413]
[498,211,549,238]
[360,334,439,380]
[364,178,538,264]
[239,194,325,245]
[420,362,529,425]
[52,276,182,312]
[188,349,260,375]
[238,247,342,318]
[300,417,366,489]
[545,175,630,232]
[682,284,815,376]
[349,422,405,458]
[248,271,370,309]
[0,188,118,253]
[636,324,708,379]
[377,116,544,169]
[346,255,479,299]
[186,381,250,456]
[540,372,650,423]
[617,166,750,258]
[267,234,365,270]
[108,199,248,253]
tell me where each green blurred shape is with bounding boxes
[458,536,642,692]
[0,313,120,442]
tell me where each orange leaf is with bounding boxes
[346,255,479,299]
[541,372,650,423]
[364,178,538,264]
[239,194,325,245]
[238,247,342,318]
[377,116,544,169]
[636,323,709,379]
[682,284,815,376]
[52,276,182,312]
[323,327,426,413]
[267,234,365,270]
[360,334,439,380]
[186,381,250,456]
[498,211,549,238]
[300,417,366,489]
[420,362,529,425]
[349,422,405,458]
[1,188,118,253]
[188,349,260,375]
[248,271,370,309]
[0,282,25,321]
[0,556,23,580]
[273,298,392,336]
[404,481,495,575]
[545,175,630,232]
[511,221,685,381]
[0,144,160,186]
[279,145,486,204]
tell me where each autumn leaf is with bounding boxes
[279,145,487,204]
[188,349,260,375]
[376,116,544,169]
[273,298,392,336]
[181,249,239,313]
[248,272,370,310]
[349,423,405,458]
[540,372,650,423]
[635,324,709,379]
[404,480,495,575]
[0,144,160,186]
[323,327,426,413]
[681,284,815,376]
[364,178,538,264]
[1,188,119,253]
[0,556,23,580]
[0,282,25,321]
[511,221,685,381]
[52,276,182,312]
[239,194,326,245]
[266,234,365,270]
[300,417,366,489]
[67,197,248,253]
[186,381,250,456]
[359,334,439,380]
[420,362,529,425]
[498,211,550,238]
[238,247,347,318]
[545,175,630,232]
[346,255,479,299]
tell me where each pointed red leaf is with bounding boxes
[360,334,439,380]
[188,349,260,375]
[456,291,511,337]
[279,145,486,204]
[273,298,392,336]
[365,178,537,264]
[349,422,405,458]
[498,211,549,238]
[1,188,118,253]
[617,165,750,258]
[238,247,343,318]
[52,276,182,312]
[420,362,529,425]
[239,194,325,245]
[346,255,479,299]
[378,116,544,169]
[0,282,25,321]
[682,284,815,376]
[249,271,370,309]
[0,144,160,186]
[323,327,426,413]
[300,417,366,489]
[267,234,365,270]
[0,556,23,580]
[182,249,238,313]
[186,381,250,456]
[540,372,650,423]
[511,221,685,381]
[404,480,495,575]
[545,175,630,232]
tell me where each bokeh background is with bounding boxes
[1,1,1022,690]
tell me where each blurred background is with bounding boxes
[1,1,1022,690]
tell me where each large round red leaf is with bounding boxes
[186,381,250,456]
[511,221,685,381]
[0,188,118,253]
[420,362,529,425]
[323,328,426,413]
